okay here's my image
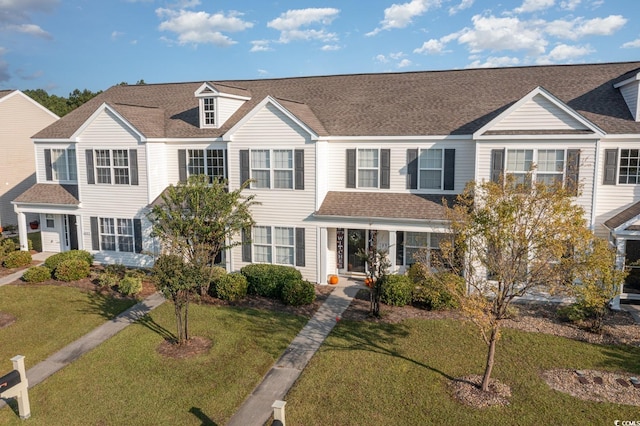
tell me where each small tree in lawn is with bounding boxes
[442,175,593,392]
[148,175,256,344]
[357,247,391,317]
[568,236,627,333]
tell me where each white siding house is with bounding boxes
[12,61,640,297]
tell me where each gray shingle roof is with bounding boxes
[14,184,80,205]
[604,201,640,230]
[316,191,456,221]
[0,90,13,100]
[34,61,640,140]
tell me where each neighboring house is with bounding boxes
[0,90,58,230]
[12,61,640,297]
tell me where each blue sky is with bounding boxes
[0,0,639,96]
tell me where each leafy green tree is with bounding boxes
[442,176,594,392]
[24,87,101,116]
[148,175,257,343]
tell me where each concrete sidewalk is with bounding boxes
[0,252,54,287]
[227,278,363,426]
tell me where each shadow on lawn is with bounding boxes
[325,321,456,381]
[79,291,137,321]
[189,406,217,425]
[136,313,175,341]
[597,345,640,374]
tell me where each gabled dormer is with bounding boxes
[614,71,640,122]
[194,82,251,129]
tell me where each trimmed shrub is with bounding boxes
[208,266,228,297]
[281,279,316,306]
[380,274,414,306]
[241,264,302,298]
[22,266,51,283]
[45,250,93,274]
[557,303,590,323]
[105,263,127,278]
[3,250,32,268]
[119,275,142,296]
[0,238,17,260]
[54,258,90,282]
[215,273,248,302]
[408,265,464,311]
[97,271,120,289]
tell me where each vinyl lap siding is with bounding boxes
[491,95,589,131]
[146,142,168,203]
[218,97,245,127]
[619,82,639,121]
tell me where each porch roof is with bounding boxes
[604,200,640,231]
[315,191,455,221]
[13,183,80,205]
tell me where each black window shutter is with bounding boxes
[396,231,404,266]
[133,219,142,253]
[406,149,418,189]
[90,217,100,250]
[242,227,252,262]
[86,150,95,184]
[443,149,455,190]
[129,149,139,186]
[240,150,250,186]
[603,149,618,185]
[491,149,505,183]
[295,228,305,267]
[178,149,187,182]
[295,149,304,190]
[44,149,53,181]
[346,149,356,188]
[380,149,390,189]
[565,149,580,195]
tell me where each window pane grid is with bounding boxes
[188,149,206,176]
[203,98,215,126]
[95,150,112,184]
[207,149,225,182]
[619,149,640,184]
[99,218,135,252]
[419,149,443,189]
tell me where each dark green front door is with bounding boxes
[347,229,366,273]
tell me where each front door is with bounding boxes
[347,229,366,273]
[63,215,79,251]
[624,240,640,294]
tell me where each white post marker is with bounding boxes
[0,355,31,419]
[272,400,286,426]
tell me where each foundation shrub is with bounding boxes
[22,266,51,283]
[54,258,90,282]
[380,274,414,306]
[118,275,142,296]
[207,266,228,297]
[45,250,93,274]
[281,279,316,306]
[241,264,302,298]
[214,273,248,302]
[3,250,32,269]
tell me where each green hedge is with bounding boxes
[118,275,142,296]
[214,273,248,302]
[44,250,93,274]
[281,279,316,306]
[380,274,414,306]
[54,258,90,282]
[22,266,51,283]
[3,250,32,268]
[410,267,464,310]
[241,264,302,299]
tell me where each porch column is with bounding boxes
[615,236,626,270]
[318,227,328,284]
[389,231,397,273]
[16,211,29,251]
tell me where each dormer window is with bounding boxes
[202,97,216,127]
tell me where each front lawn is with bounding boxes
[0,302,307,425]
[285,318,640,425]
[0,285,136,369]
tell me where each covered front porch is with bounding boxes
[603,201,640,298]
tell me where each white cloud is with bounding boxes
[545,43,592,60]
[414,38,446,54]
[6,23,52,39]
[559,0,581,10]
[367,0,441,36]
[389,51,406,59]
[267,8,340,43]
[321,44,341,51]
[397,59,413,68]
[0,0,58,23]
[513,0,555,14]
[467,56,521,68]
[545,15,627,40]
[457,14,548,55]
[156,8,253,46]
[375,54,389,63]
[257,69,268,76]
[111,31,124,41]
[622,39,640,49]
[449,0,474,15]
[250,40,272,52]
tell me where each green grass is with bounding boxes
[0,285,136,369]
[285,318,640,425]
[0,302,307,425]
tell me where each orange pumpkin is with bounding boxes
[364,277,373,287]
[328,275,339,285]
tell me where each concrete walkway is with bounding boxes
[227,278,362,426]
[0,251,54,287]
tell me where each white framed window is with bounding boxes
[358,149,379,188]
[250,149,295,189]
[95,150,112,184]
[93,149,132,185]
[202,97,216,127]
[536,150,564,185]
[506,149,533,186]
[402,231,449,266]
[619,149,640,184]
[113,150,130,185]
[45,214,55,229]
[186,149,226,183]
[51,148,77,181]
[99,218,134,253]
[274,227,294,265]
[419,149,443,189]
[253,226,272,263]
